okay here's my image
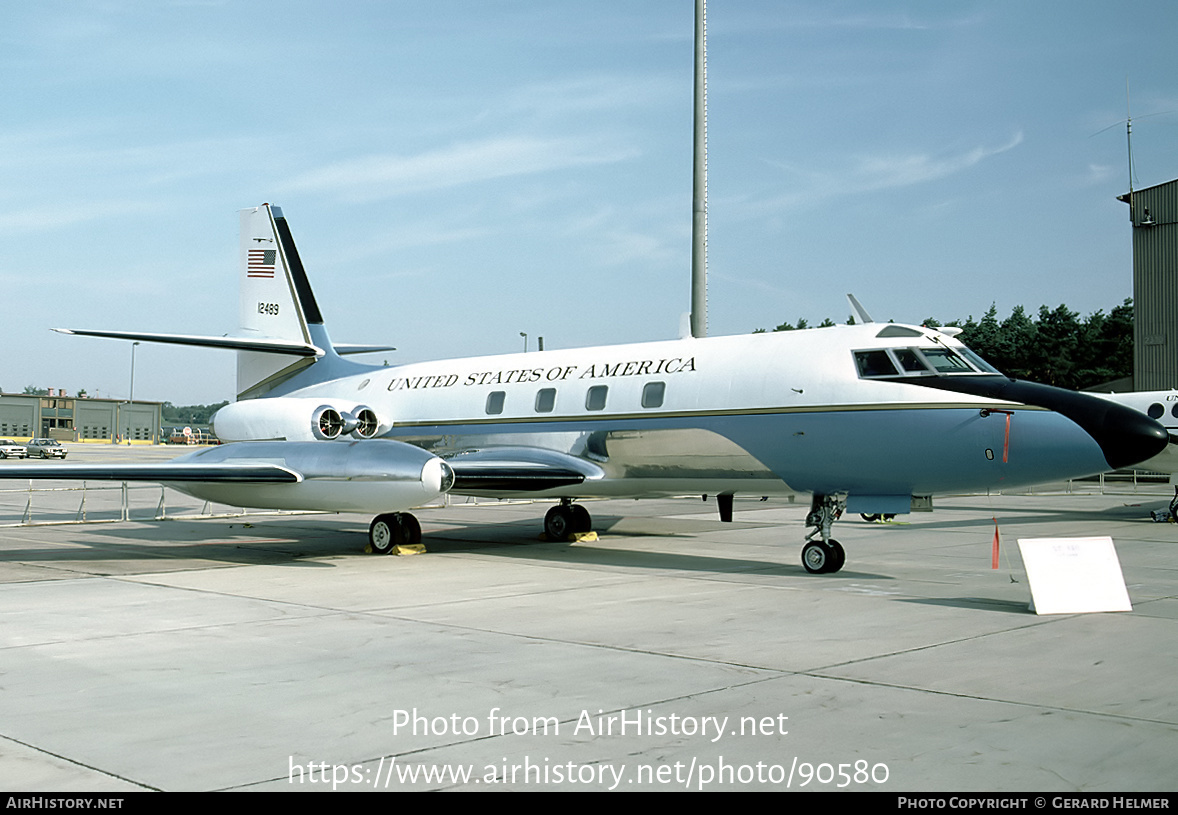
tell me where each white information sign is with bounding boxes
[1017,536,1132,615]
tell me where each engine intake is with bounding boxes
[212,398,390,443]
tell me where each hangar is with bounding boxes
[0,390,162,443]
[1120,177,1178,389]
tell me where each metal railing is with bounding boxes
[0,481,264,527]
[0,481,526,529]
[0,470,1171,530]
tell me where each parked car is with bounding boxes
[0,439,28,459]
[25,439,67,459]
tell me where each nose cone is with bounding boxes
[897,376,1170,470]
[982,380,1169,469]
[1079,398,1170,470]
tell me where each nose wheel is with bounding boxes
[802,493,848,574]
[801,539,846,574]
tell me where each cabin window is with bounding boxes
[535,388,556,413]
[642,381,665,408]
[586,385,608,411]
[1148,403,1164,419]
[1171,404,1178,419]
[486,391,505,415]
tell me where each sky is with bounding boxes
[2,0,1177,405]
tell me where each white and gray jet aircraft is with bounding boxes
[5,205,1167,573]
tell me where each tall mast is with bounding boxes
[690,0,708,338]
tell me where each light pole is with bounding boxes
[520,332,528,352]
[127,342,139,444]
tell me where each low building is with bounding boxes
[0,391,162,443]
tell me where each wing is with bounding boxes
[0,440,451,515]
[0,462,300,482]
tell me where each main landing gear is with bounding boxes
[368,512,422,554]
[544,498,592,540]
[802,494,847,574]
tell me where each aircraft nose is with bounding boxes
[1078,398,1170,470]
[896,375,1170,471]
[993,380,1169,470]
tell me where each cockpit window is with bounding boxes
[893,348,929,373]
[955,347,1002,374]
[920,348,973,374]
[875,325,924,338]
[853,345,998,379]
[854,351,899,378]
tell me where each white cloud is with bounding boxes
[753,131,1025,213]
[282,136,638,202]
[846,131,1024,191]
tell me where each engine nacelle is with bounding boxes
[167,439,453,514]
[212,398,389,443]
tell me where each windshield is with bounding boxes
[853,345,1002,379]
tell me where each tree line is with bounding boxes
[758,299,1134,391]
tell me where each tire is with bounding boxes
[369,514,405,555]
[827,540,846,573]
[544,506,573,540]
[570,504,592,533]
[802,541,831,574]
[401,513,422,546]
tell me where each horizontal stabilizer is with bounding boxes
[54,328,322,357]
[334,343,397,356]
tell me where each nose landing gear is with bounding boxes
[802,494,847,574]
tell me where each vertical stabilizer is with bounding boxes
[236,205,332,399]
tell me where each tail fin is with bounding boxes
[236,204,328,399]
[56,204,393,400]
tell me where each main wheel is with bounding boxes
[544,505,573,540]
[802,541,832,574]
[570,504,592,533]
[401,513,422,546]
[369,513,406,555]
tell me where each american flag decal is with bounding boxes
[247,248,277,278]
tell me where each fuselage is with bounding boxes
[255,322,1161,510]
